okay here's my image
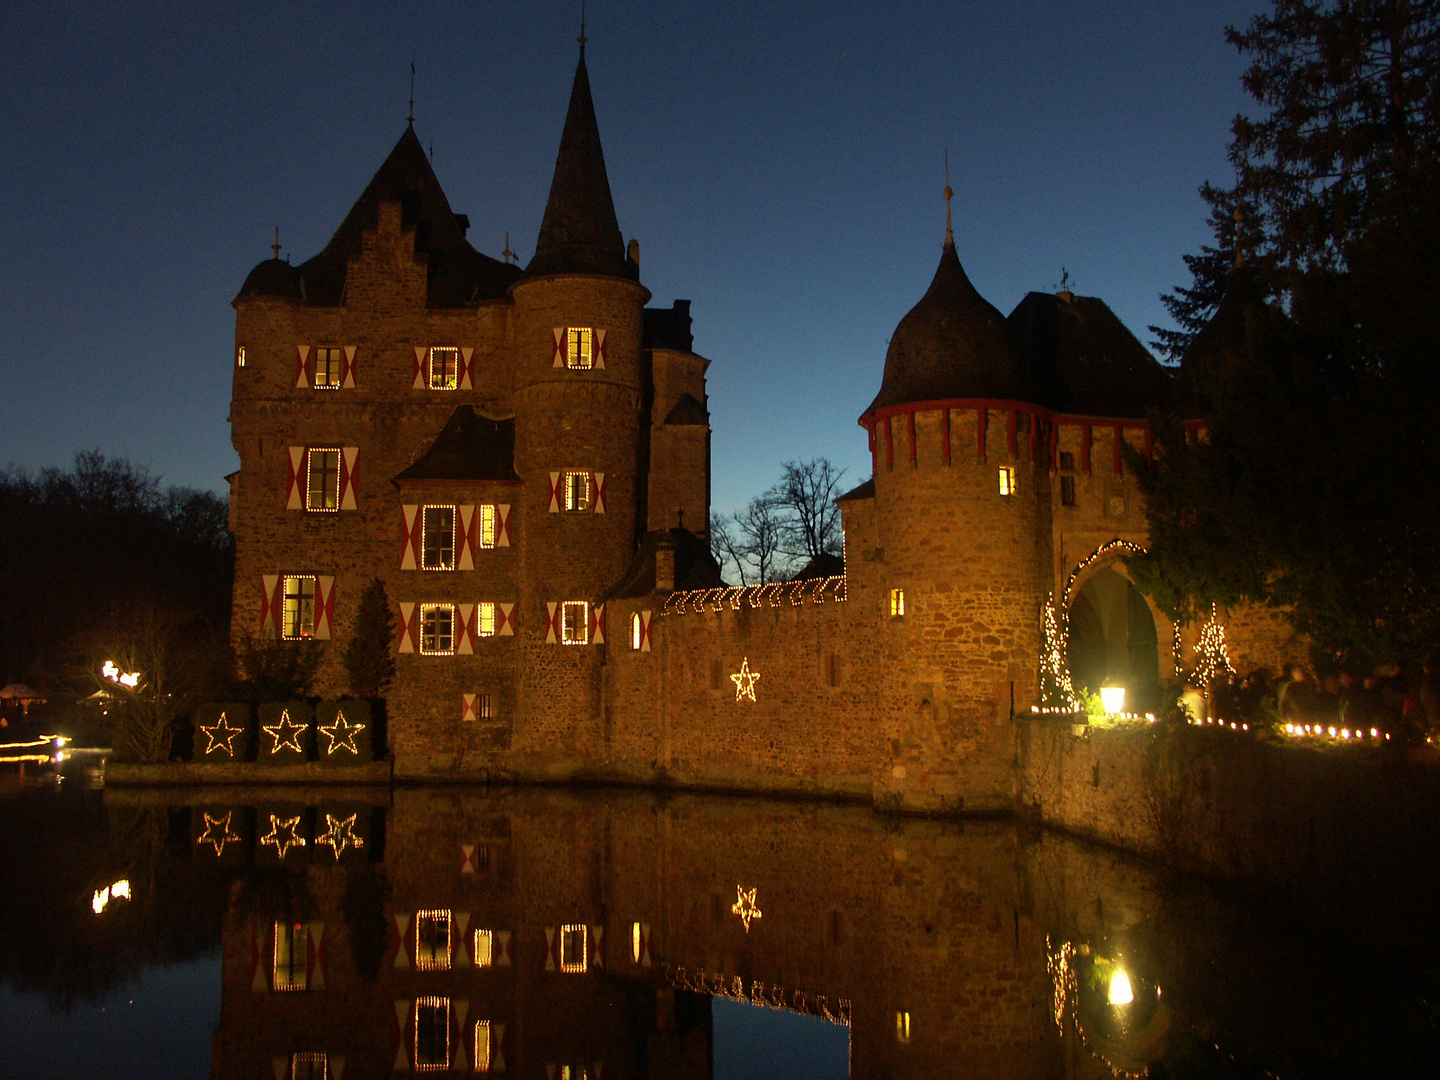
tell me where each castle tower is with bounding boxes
[857,207,1050,812]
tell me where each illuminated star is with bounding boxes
[318,711,365,756]
[260,813,306,859]
[729,657,761,702]
[262,710,307,755]
[731,885,762,932]
[199,712,244,756]
[197,811,241,856]
[316,812,363,860]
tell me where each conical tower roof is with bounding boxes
[865,237,1025,416]
[1177,266,1277,415]
[525,50,635,280]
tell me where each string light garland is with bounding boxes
[318,711,365,756]
[260,813,306,859]
[316,812,363,859]
[199,712,244,756]
[662,963,851,1027]
[662,575,847,616]
[1191,602,1235,688]
[1039,594,1077,710]
[731,885,762,931]
[197,811,241,856]
[730,658,761,702]
[262,710,307,755]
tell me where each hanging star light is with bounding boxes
[260,813,306,859]
[262,710,307,755]
[318,711,365,756]
[316,812,364,860]
[197,811,241,856]
[731,885,762,932]
[199,712,244,756]
[729,657,761,702]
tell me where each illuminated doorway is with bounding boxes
[1067,566,1160,712]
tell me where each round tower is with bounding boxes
[860,199,1051,812]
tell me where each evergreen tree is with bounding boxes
[343,578,396,697]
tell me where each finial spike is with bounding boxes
[502,230,515,266]
[943,149,954,246]
[579,0,587,55]
[271,226,281,261]
[408,60,415,126]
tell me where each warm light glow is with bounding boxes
[316,812,363,859]
[559,924,588,973]
[632,921,643,963]
[102,660,141,689]
[730,657,761,702]
[473,929,494,968]
[998,464,1016,496]
[1100,686,1126,714]
[731,885,762,932]
[889,588,906,617]
[895,1010,911,1043]
[1108,969,1134,1006]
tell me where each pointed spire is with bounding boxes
[943,150,954,247]
[408,60,416,127]
[525,44,634,279]
[271,226,281,260]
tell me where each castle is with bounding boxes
[230,44,1294,810]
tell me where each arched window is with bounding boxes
[630,612,643,650]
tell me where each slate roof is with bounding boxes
[610,529,725,598]
[393,407,521,484]
[1176,266,1279,416]
[663,393,709,426]
[836,477,875,502]
[790,552,845,581]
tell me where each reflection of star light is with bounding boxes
[729,657,761,702]
[198,811,241,856]
[316,813,363,860]
[262,710,307,755]
[318,711,365,756]
[199,713,244,756]
[260,813,306,859]
[731,885,762,932]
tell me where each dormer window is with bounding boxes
[566,328,594,370]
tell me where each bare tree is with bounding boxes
[709,510,747,585]
[733,493,789,584]
[775,458,845,560]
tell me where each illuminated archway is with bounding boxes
[1067,566,1160,712]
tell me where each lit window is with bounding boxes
[895,1010,911,1043]
[889,588,905,618]
[282,576,316,640]
[561,601,589,646]
[477,602,496,638]
[998,465,1016,496]
[566,327,594,370]
[631,921,644,963]
[474,1020,493,1072]
[564,470,591,512]
[422,506,455,570]
[420,604,456,655]
[290,1052,328,1080]
[560,924,588,973]
[429,347,459,390]
[477,504,497,548]
[415,910,451,970]
[236,346,246,368]
[273,921,310,990]
[630,612,642,650]
[314,347,342,389]
[415,997,451,1071]
[306,448,340,511]
[1060,475,1077,507]
[473,929,494,968]
[477,692,493,720]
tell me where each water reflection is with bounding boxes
[1,784,1437,1078]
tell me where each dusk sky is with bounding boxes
[1,1,1264,515]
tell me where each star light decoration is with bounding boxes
[199,712,244,756]
[318,711,365,756]
[729,657,761,702]
[260,813,306,859]
[731,885,762,932]
[262,710,307,755]
[197,811,241,856]
[316,812,363,860]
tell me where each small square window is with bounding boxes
[1060,475,1077,507]
[414,997,451,1071]
[561,601,589,646]
[314,348,342,389]
[564,471,591,512]
[422,506,456,570]
[429,347,459,390]
[306,449,340,511]
[420,604,456,655]
[560,924,588,973]
[477,504,497,549]
[273,921,309,990]
[473,928,494,968]
[474,1020,493,1072]
[236,346,246,368]
[889,588,905,618]
[282,576,316,640]
[477,602,496,638]
[415,910,451,971]
[566,327,594,370]
[290,1052,327,1080]
[630,612,643,650]
[998,465,1016,496]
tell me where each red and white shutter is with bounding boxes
[595,328,607,370]
[498,602,515,637]
[457,505,476,570]
[306,922,327,989]
[495,930,513,967]
[392,999,414,1071]
[398,602,417,653]
[459,346,473,390]
[544,926,559,971]
[287,447,304,510]
[490,1023,507,1072]
[461,694,477,721]
[548,472,561,513]
[453,912,472,965]
[314,576,335,640]
[552,328,565,368]
[591,604,606,645]
[460,844,477,873]
[640,611,653,653]
[412,347,426,390]
[392,913,413,969]
[341,345,357,388]
[544,602,559,644]
[589,924,605,968]
[295,345,310,389]
[452,998,470,1072]
[260,575,281,635]
[339,447,358,510]
[251,920,275,991]
[593,472,607,514]
[456,604,475,655]
[497,504,512,547]
[400,505,421,570]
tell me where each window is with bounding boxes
[889,588,905,618]
[274,921,309,990]
[631,922,644,963]
[236,346,246,368]
[474,1021,493,1072]
[895,1010,911,1043]
[1059,451,1075,471]
[560,924,588,973]
[473,929,494,968]
[306,449,340,511]
[428,347,459,390]
[415,997,451,1071]
[477,693,494,720]
[477,602,496,638]
[564,470,591,512]
[566,327,594,370]
[630,612,642,650]
[998,465,1016,496]
[422,506,455,570]
[1060,475,1077,506]
[420,604,455,655]
[477,504,497,548]
[561,601,589,646]
[415,910,451,970]
[290,1053,327,1080]
[314,347,342,389]
[283,576,316,640]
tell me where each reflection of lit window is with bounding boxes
[999,465,1016,496]
[473,929,494,968]
[474,1020,492,1072]
[477,504,497,548]
[422,506,455,570]
[306,449,340,511]
[895,1010,910,1043]
[274,922,309,990]
[420,604,455,655]
[429,347,459,390]
[566,327,594,370]
[282,576,316,639]
[631,921,643,963]
[889,588,905,617]
[564,470,591,512]
[630,613,642,650]
[314,347,342,389]
[290,1052,328,1080]
[415,997,451,1071]
[236,346,246,368]
[561,601,589,646]
[415,910,451,970]
[559,1066,593,1080]
[477,602,496,637]
[560,924,588,973]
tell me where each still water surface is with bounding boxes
[0,781,1436,1078]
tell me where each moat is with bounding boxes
[1,779,1437,1079]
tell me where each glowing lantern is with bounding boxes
[1108,969,1134,1006]
[1099,685,1126,714]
